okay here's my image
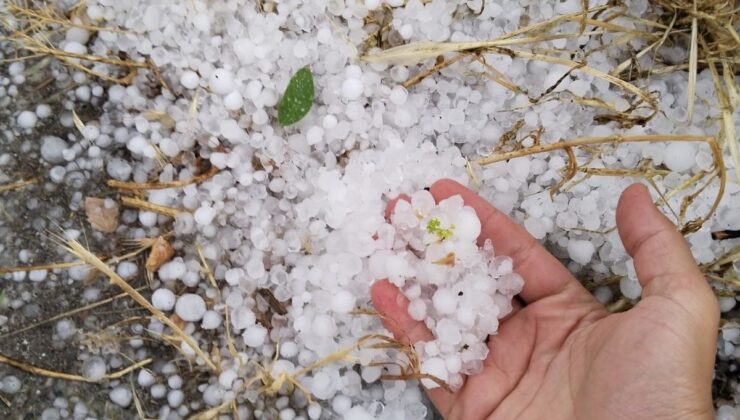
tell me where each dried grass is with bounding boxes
[0,288,143,339]
[56,237,219,372]
[0,352,151,383]
[0,237,153,274]
[107,166,220,190]
[476,134,725,234]
[0,177,39,193]
[0,2,151,85]
[120,196,182,217]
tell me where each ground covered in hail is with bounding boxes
[0,0,738,419]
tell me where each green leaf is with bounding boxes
[278,67,314,126]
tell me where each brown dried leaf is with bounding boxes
[84,197,119,233]
[432,252,456,266]
[145,236,175,272]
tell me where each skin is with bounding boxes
[371,179,719,420]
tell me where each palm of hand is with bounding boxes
[372,180,719,420]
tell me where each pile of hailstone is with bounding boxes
[380,191,523,389]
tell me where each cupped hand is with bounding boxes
[371,179,719,420]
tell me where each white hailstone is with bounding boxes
[445,354,462,374]
[180,70,200,89]
[219,369,237,389]
[384,254,408,285]
[245,80,262,99]
[168,375,183,389]
[223,91,244,110]
[719,297,736,313]
[619,277,642,299]
[201,310,222,329]
[35,104,52,118]
[408,299,427,321]
[716,405,739,420]
[399,24,414,39]
[55,319,76,340]
[150,384,166,399]
[432,288,457,315]
[127,135,156,158]
[203,384,224,406]
[41,136,66,163]
[322,114,338,130]
[313,314,337,338]
[498,273,524,295]
[28,270,47,282]
[307,404,322,420]
[62,41,86,55]
[280,341,299,358]
[152,288,176,311]
[17,110,38,128]
[420,357,448,388]
[142,5,162,30]
[194,205,217,225]
[332,395,352,414]
[567,80,590,96]
[344,406,374,420]
[243,324,268,347]
[158,260,186,281]
[167,389,184,408]
[567,239,595,265]
[137,369,155,388]
[436,319,462,345]
[116,261,138,280]
[109,387,132,407]
[331,290,356,313]
[1,376,21,394]
[81,357,106,381]
[453,208,481,242]
[306,126,324,145]
[365,0,381,9]
[220,119,247,142]
[232,307,256,330]
[224,268,243,286]
[83,125,100,141]
[233,38,255,64]
[593,286,613,304]
[175,293,206,322]
[341,78,364,100]
[209,69,235,95]
[389,86,408,105]
[663,142,696,173]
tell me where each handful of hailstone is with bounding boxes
[371,190,524,389]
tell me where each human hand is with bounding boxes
[371,179,719,420]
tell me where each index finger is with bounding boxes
[430,179,588,303]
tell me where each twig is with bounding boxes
[0,353,151,383]
[58,238,218,372]
[0,177,39,193]
[0,241,152,274]
[120,196,182,217]
[403,52,468,89]
[107,167,219,190]
[475,134,725,234]
[0,288,144,339]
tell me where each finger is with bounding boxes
[616,184,719,318]
[449,310,535,419]
[430,179,591,304]
[370,280,457,414]
[385,194,410,220]
[371,279,434,345]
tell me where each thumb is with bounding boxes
[616,184,719,320]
